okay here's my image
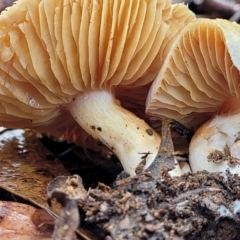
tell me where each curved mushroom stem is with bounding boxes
[189,111,240,175]
[67,91,161,176]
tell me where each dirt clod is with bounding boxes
[83,170,240,240]
[207,149,240,167]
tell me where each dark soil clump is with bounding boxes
[82,170,240,240]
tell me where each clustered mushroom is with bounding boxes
[0,0,195,176]
[146,18,240,174]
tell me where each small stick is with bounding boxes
[148,118,176,179]
[169,119,194,142]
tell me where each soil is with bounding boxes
[39,123,240,240]
[81,170,240,240]
[207,149,240,168]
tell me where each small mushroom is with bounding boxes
[146,18,240,174]
[0,0,181,176]
[189,111,240,174]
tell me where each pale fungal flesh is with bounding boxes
[146,18,240,174]
[189,111,240,174]
[68,91,161,174]
[0,0,187,175]
[168,158,183,177]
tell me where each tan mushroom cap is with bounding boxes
[146,18,240,129]
[0,0,173,138]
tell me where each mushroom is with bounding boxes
[116,2,196,120]
[189,109,240,174]
[146,18,240,174]
[0,0,182,176]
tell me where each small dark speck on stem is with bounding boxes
[146,129,153,136]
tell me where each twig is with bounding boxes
[148,118,175,179]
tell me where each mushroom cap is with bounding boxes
[0,0,174,145]
[146,18,240,129]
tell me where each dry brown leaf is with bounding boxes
[0,129,70,215]
[0,201,53,240]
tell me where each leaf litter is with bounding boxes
[0,201,53,240]
[0,129,70,215]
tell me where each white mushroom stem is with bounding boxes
[179,162,191,175]
[189,111,240,175]
[168,158,183,177]
[67,91,161,176]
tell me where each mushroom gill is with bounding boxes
[0,0,179,175]
[146,18,240,174]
